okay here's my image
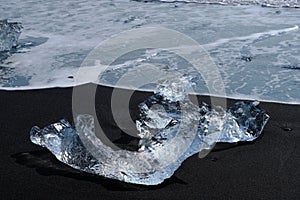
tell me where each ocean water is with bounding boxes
[0,0,299,104]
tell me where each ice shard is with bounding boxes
[30,81,269,185]
[0,20,22,52]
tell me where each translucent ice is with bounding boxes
[0,20,22,52]
[30,81,269,185]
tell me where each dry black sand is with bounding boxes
[0,84,299,199]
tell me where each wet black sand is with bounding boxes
[0,84,299,199]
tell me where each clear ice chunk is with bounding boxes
[0,20,22,52]
[30,80,269,185]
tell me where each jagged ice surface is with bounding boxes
[30,82,269,185]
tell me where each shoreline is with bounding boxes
[0,83,299,199]
[0,83,299,106]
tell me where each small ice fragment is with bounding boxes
[0,19,22,52]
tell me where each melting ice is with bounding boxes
[30,79,269,185]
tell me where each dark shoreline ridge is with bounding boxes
[0,83,299,199]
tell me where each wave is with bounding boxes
[137,0,300,8]
[0,0,299,105]
[1,25,299,105]
[203,25,299,48]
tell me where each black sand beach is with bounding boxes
[0,84,299,199]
